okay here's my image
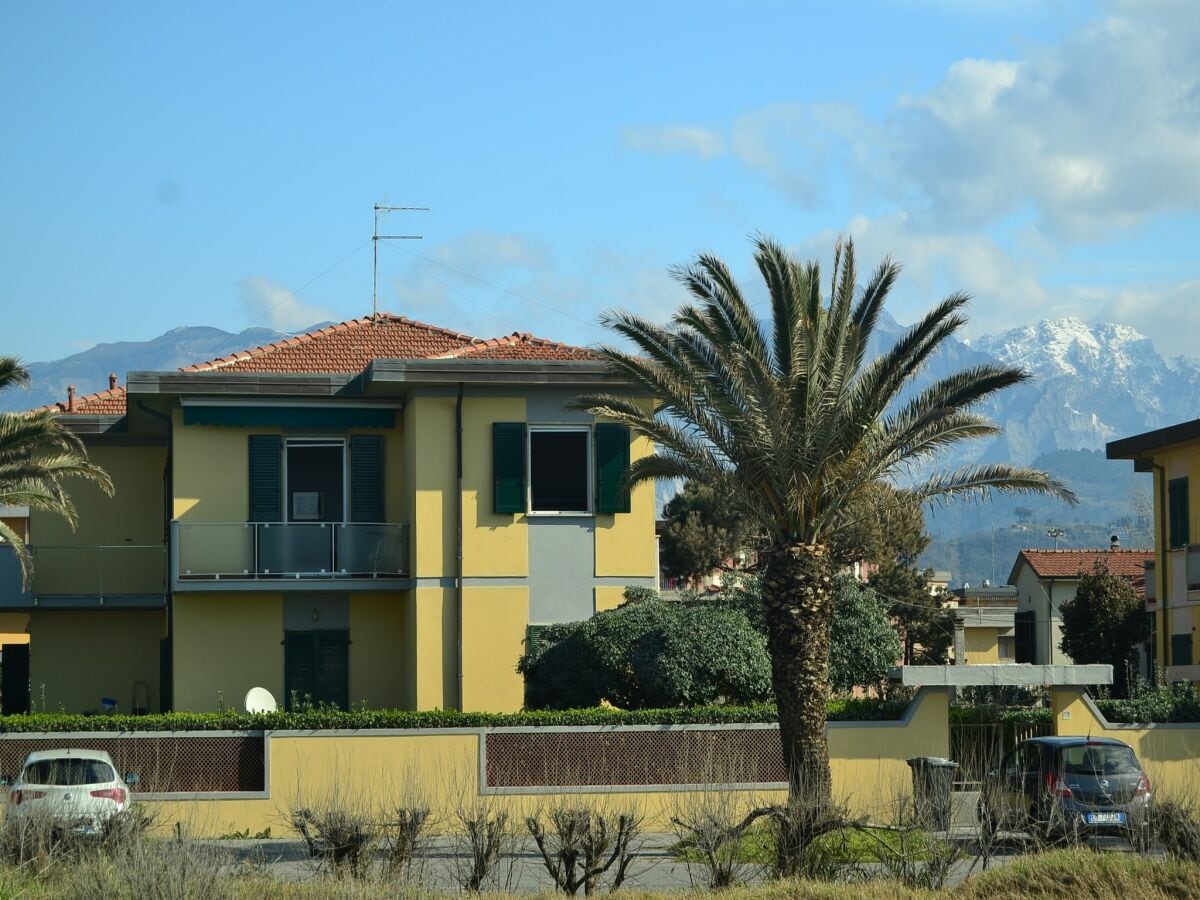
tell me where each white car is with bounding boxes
[6,749,137,832]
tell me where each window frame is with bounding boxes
[282,437,348,524]
[526,424,593,516]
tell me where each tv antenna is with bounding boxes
[372,204,429,318]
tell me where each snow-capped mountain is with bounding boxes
[970,317,1200,463]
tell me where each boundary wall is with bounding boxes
[0,689,948,835]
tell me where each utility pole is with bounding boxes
[372,204,429,318]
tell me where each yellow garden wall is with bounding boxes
[28,610,164,714]
[132,688,950,836]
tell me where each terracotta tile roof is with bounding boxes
[41,314,597,418]
[1013,549,1154,580]
[434,332,598,361]
[42,385,128,416]
[182,314,478,374]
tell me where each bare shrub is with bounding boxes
[1153,799,1200,861]
[451,799,514,892]
[671,792,765,889]
[287,778,381,881]
[526,803,644,894]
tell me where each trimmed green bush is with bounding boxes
[0,697,910,734]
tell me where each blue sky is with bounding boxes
[4,1,1199,364]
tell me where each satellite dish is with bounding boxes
[244,686,278,713]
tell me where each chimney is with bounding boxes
[108,373,118,390]
[66,384,75,412]
[1111,534,1120,551]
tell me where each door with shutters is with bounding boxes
[284,630,349,710]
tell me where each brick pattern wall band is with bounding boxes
[0,736,265,793]
[485,729,784,788]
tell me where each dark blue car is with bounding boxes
[980,736,1152,844]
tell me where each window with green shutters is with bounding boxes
[1172,632,1193,667]
[248,435,282,521]
[595,423,631,514]
[284,630,349,710]
[349,435,385,522]
[493,423,527,514]
[1170,477,1190,550]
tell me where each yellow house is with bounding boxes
[0,315,657,715]
[946,584,1018,665]
[1109,422,1200,681]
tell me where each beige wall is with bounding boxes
[172,593,283,712]
[28,610,164,714]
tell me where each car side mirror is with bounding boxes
[124,772,139,787]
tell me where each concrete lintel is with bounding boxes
[889,664,1113,687]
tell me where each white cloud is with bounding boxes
[620,125,725,159]
[238,276,339,333]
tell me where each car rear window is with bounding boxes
[22,759,115,786]
[1060,745,1141,776]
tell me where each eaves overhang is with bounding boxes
[1107,419,1200,463]
[54,415,127,435]
[363,359,626,391]
[126,370,361,398]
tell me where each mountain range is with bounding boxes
[6,315,1185,583]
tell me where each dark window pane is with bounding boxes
[530,431,588,512]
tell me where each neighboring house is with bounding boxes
[1109,421,1200,681]
[946,584,1018,665]
[1007,544,1153,668]
[0,315,656,715]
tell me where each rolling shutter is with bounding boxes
[1170,477,1190,550]
[284,630,349,710]
[248,435,282,522]
[350,435,385,523]
[493,422,526,514]
[594,424,631,514]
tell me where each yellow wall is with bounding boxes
[28,610,164,713]
[30,445,166,596]
[964,628,1002,664]
[348,592,406,709]
[594,586,626,613]
[594,431,657,577]
[405,397,456,579]
[460,586,528,712]
[407,587,457,710]
[172,593,283,712]
[0,612,29,646]
[137,689,949,836]
[462,398,528,578]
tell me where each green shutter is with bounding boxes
[595,424,631,514]
[1172,632,1193,667]
[350,435,385,523]
[248,435,282,522]
[1170,478,1190,550]
[493,422,526,514]
[284,630,349,710]
[527,624,548,656]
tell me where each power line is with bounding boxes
[380,239,604,333]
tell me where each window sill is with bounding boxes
[526,510,594,518]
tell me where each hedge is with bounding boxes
[0,697,912,734]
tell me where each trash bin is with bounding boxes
[907,757,958,830]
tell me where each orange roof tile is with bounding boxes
[435,332,598,361]
[42,314,598,418]
[1014,549,1153,580]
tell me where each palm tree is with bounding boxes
[576,236,1075,806]
[0,358,113,585]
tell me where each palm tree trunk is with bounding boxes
[761,542,835,803]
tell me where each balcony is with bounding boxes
[1,543,167,609]
[173,521,410,591]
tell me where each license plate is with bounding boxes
[1085,812,1125,825]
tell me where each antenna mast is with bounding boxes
[373,204,429,318]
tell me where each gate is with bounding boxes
[950,716,1053,788]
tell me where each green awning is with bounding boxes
[183,406,395,428]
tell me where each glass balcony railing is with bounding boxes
[29,545,167,598]
[0,544,33,607]
[175,522,410,581]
